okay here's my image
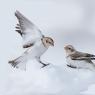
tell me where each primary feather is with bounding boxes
[15,10,43,48]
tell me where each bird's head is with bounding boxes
[64,45,76,54]
[42,37,54,48]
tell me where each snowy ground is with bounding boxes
[1,0,95,95]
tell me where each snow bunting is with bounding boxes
[64,45,95,70]
[8,10,54,70]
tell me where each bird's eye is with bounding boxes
[46,40,48,43]
[68,48,71,50]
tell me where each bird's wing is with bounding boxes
[70,52,95,64]
[71,51,95,58]
[71,57,94,63]
[71,57,95,60]
[75,51,95,57]
[83,53,95,57]
[15,10,44,48]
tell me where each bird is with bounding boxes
[64,45,95,70]
[8,10,54,70]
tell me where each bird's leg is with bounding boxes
[67,64,77,69]
[40,60,50,68]
[36,57,50,68]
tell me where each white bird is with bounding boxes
[64,45,95,70]
[8,11,54,70]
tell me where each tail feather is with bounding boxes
[8,56,27,70]
[8,60,19,68]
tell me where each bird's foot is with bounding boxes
[67,64,77,69]
[41,63,50,68]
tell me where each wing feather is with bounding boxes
[15,10,43,48]
[70,51,95,63]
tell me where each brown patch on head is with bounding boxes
[42,37,54,48]
[64,45,76,54]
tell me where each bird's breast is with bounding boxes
[34,40,48,56]
[66,57,75,65]
[66,56,92,69]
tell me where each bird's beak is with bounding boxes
[51,43,54,46]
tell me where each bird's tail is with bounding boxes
[8,56,27,70]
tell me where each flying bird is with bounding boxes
[8,10,54,70]
[64,45,95,70]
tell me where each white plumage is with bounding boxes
[9,11,54,70]
[66,57,95,70]
[64,45,95,71]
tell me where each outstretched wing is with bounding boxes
[15,10,44,48]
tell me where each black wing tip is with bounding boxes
[15,10,22,18]
[8,60,13,64]
[15,30,23,36]
[15,10,20,15]
[90,54,95,57]
[86,53,95,57]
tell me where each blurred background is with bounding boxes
[0,0,95,95]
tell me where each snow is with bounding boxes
[1,0,95,95]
